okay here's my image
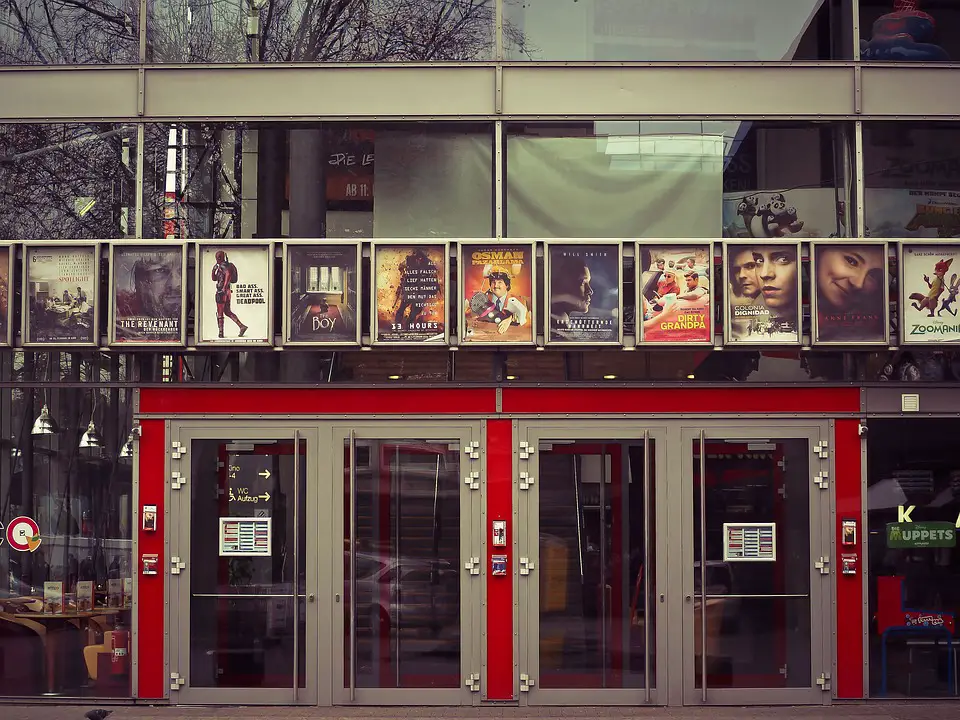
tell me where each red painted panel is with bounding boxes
[485,419,514,701]
[139,387,496,415]
[834,419,864,699]
[137,419,165,699]
[501,387,860,414]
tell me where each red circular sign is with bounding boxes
[6,516,41,552]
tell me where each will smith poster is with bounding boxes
[547,243,619,344]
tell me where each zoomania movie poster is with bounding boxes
[901,244,960,345]
[198,245,272,344]
[547,244,619,344]
[287,245,359,344]
[725,243,801,345]
[813,244,887,345]
[638,244,712,344]
[26,246,97,344]
[113,246,183,344]
[374,245,445,343]
[461,244,533,344]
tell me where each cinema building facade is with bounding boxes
[1,0,960,709]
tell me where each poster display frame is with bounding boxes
[457,240,537,347]
[636,239,715,348]
[107,241,188,348]
[370,239,450,347]
[543,239,623,347]
[899,241,960,347]
[0,243,14,347]
[722,239,803,348]
[281,239,362,348]
[21,241,100,349]
[194,240,276,348]
[810,239,890,348]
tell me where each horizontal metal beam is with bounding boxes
[0,63,958,122]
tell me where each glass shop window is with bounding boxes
[860,1,959,62]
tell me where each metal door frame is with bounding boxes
[678,422,832,706]
[516,421,668,706]
[168,421,322,706]
[330,420,483,706]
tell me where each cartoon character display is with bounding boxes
[861,1,949,62]
[731,192,806,238]
[909,257,953,317]
[939,273,960,317]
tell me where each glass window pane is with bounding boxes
[505,0,844,61]
[860,1,954,62]
[146,0,494,62]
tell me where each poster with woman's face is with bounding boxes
[460,244,534,345]
[197,244,272,345]
[724,242,801,345]
[900,244,960,345]
[285,244,359,345]
[374,244,446,344]
[112,245,184,345]
[638,244,712,344]
[812,244,887,345]
[25,245,98,345]
[547,244,620,344]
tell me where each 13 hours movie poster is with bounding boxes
[461,244,533,344]
[26,246,97,345]
[374,244,446,343]
[638,244,712,344]
[724,242,801,345]
[112,245,184,344]
[547,244,619,344]
[286,244,359,344]
[812,243,887,345]
[198,244,272,344]
[901,244,960,345]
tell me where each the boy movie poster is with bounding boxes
[26,246,97,345]
[638,244,712,344]
[547,244,619,344]
[812,243,887,345]
[724,242,801,345]
[461,244,533,344]
[900,244,960,345]
[112,246,183,344]
[0,246,9,344]
[286,244,359,344]
[374,244,445,343]
[198,244,272,344]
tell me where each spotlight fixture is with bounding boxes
[506,375,517,380]
[79,421,105,454]
[31,404,59,436]
[119,432,136,460]
[603,374,617,380]
[388,375,401,380]
[687,374,696,379]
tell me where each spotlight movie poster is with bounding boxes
[111,245,184,345]
[724,242,801,345]
[373,244,446,344]
[638,243,712,344]
[900,244,960,345]
[285,244,359,345]
[0,245,10,345]
[25,245,98,345]
[812,243,888,345]
[198,244,272,345]
[547,243,620,344]
[461,243,534,345]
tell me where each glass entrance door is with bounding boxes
[333,423,481,704]
[681,427,831,705]
[517,425,665,705]
[169,425,319,705]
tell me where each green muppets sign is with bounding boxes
[887,522,957,549]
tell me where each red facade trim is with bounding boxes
[137,419,166,699]
[834,418,864,698]
[485,419,514,700]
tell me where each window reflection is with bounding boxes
[861,1,953,62]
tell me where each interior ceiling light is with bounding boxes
[31,404,59,436]
[388,375,401,380]
[603,374,617,380]
[79,421,105,454]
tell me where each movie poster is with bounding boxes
[25,245,98,345]
[900,244,960,345]
[812,243,888,345]
[197,244,272,345]
[637,243,712,344]
[0,245,10,345]
[865,189,960,238]
[285,244,359,345]
[373,244,446,344]
[111,245,184,345]
[724,242,801,345]
[546,243,620,344]
[460,243,534,345]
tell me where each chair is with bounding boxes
[83,630,114,681]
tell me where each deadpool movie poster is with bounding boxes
[197,244,272,345]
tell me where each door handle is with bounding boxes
[685,595,692,603]
[308,594,316,603]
